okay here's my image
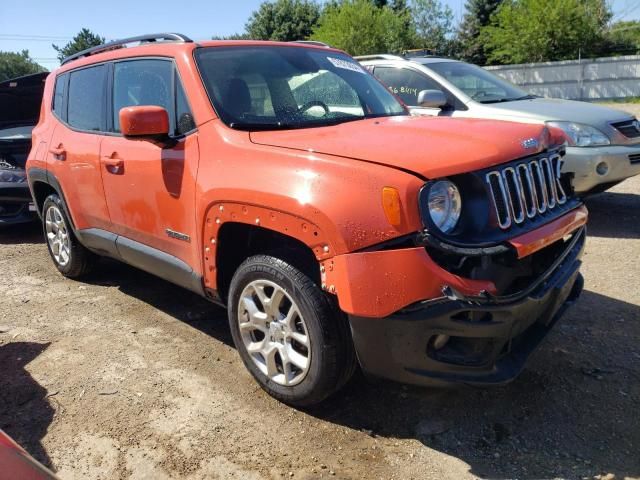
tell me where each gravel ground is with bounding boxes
[1,135,640,480]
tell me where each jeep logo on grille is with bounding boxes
[521,138,539,149]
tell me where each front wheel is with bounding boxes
[228,254,356,407]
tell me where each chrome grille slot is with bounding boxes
[502,167,525,224]
[529,161,548,213]
[551,154,567,204]
[486,154,568,230]
[486,171,511,229]
[540,158,556,209]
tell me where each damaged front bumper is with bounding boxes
[349,227,584,385]
[321,207,587,386]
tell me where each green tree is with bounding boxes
[311,0,414,55]
[245,0,321,41]
[211,33,252,40]
[411,0,455,55]
[482,0,612,64]
[456,0,503,64]
[0,50,46,82]
[52,28,105,62]
[604,20,640,55]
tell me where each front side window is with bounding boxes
[374,67,443,106]
[113,59,174,133]
[195,46,406,130]
[68,65,106,131]
[427,61,531,104]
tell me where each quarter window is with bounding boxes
[374,67,443,106]
[68,65,106,131]
[53,73,68,120]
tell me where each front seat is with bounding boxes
[225,78,252,119]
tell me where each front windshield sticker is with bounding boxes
[327,57,365,74]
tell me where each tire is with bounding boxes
[228,254,356,407]
[42,194,95,278]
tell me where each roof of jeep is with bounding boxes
[55,39,345,74]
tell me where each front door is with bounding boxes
[99,58,199,266]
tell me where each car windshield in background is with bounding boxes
[427,61,533,104]
[195,46,407,130]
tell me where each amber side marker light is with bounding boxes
[382,187,402,226]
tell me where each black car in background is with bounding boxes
[0,72,47,225]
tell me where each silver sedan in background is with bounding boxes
[358,54,640,195]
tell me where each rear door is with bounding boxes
[47,65,111,230]
[99,58,199,266]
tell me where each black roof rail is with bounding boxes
[61,33,193,65]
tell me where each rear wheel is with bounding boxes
[228,254,356,407]
[42,194,95,278]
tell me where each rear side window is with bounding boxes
[374,67,443,106]
[68,65,106,131]
[53,73,68,120]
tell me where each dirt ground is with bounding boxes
[2,137,640,480]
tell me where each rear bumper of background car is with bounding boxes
[0,181,35,225]
[564,144,640,194]
[348,227,585,386]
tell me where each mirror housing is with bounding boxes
[120,106,170,137]
[417,89,447,109]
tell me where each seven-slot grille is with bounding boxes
[486,154,567,230]
[611,119,640,139]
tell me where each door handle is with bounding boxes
[101,153,124,174]
[49,145,66,161]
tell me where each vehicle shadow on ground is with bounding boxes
[0,221,43,245]
[0,341,55,469]
[586,191,640,239]
[81,258,233,347]
[309,289,640,480]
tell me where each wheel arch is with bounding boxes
[205,202,331,302]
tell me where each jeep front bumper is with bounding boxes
[321,207,587,386]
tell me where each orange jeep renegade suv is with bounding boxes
[27,34,587,406]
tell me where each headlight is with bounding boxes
[547,121,610,147]
[427,180,461,233]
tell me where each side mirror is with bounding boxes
[120,106,170,137]
[417,89,447,109]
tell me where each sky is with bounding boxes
[1,0,639,69]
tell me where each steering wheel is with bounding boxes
[299,100,330,116]
[471,91,488,100]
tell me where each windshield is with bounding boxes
[426,61,532,104]
[195,46,406,130]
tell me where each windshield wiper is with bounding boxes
[480,95,536,104]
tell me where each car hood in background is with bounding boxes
[0,72,48,134]
[480,97,633,125]
[250,116,561,179]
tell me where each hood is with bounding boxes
[482,97,633,125]
[0,72,48,134]
[250,116,562,179]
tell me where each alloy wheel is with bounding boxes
[45,205,71,267]
[237,279,311,386]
